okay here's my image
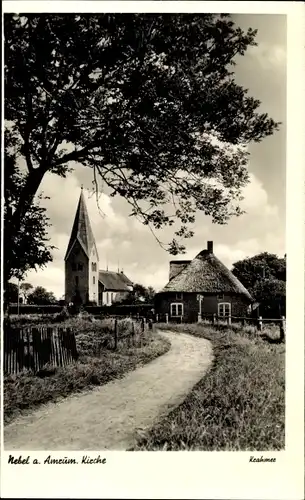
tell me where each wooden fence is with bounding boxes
[4,324,78,375]
[113,317,152,350]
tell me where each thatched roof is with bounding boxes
[65,189,97,260]
[160,247,253,301]
[99,271,133,291]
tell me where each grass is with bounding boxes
[4,317,170,424]
[133,322,285,451]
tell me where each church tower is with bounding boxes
[64,188,99,305]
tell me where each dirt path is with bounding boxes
[4,330,213,451]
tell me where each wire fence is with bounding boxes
[154,312,286,337]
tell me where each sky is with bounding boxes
[19,14,286,299]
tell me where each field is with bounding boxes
[4,315,170,424]
[133,322,285,451]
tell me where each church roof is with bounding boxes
[65,188,97,260]
[98,270,133,291]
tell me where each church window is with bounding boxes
[72,263,76,271]
[91,262,97,272]
[93,276,95,285]
[78,263,83,271]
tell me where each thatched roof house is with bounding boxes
[155,241,254,323]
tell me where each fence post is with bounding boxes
[242,317,246,326]
[114,319,118,350]
[156,313,159,323]
[165,313,169,324]
[257,316,263,332]
[197,313,202,323]
[227,314,231,326]
[141,317,145,332]
[132,321,135,345]
[280,316,286,342]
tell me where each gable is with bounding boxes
[65,238,89,263]
[89,242,99,263]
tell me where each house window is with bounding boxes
[72,263,76,271]
[75,276,79,286]
[217,293,224,300]
[218,302,231,318]
[171,303,183,317]
[78,263,83,271]
[106,292,109,304]
[91,262,97,272]
[93,276,95,285]
[175,292,183,300]
[111,292,114,302]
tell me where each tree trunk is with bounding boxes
[4,165,47,284]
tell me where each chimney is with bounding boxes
[207,241,213,253]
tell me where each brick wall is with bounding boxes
[155,292,250,322]
[65,241,89,304]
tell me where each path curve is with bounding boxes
[4,330,213,451]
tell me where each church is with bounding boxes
[64,188,133,306]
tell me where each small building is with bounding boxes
[155,241,254,323]
[65,188,133,306]
[99,270,133,306]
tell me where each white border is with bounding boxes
[2,1,294,15]
[1,2,304,499]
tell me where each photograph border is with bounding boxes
[1,2,304,499]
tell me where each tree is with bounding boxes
[232,252,286,294]
[5,282,19,303]
[253,278,286,318]
[121,283,156,304]
[4,14,279,283]
[4,127,54,284]
[232,252,286,317]
[146,286,156,302]
[27,286,57,305]
[19,282,34,303]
